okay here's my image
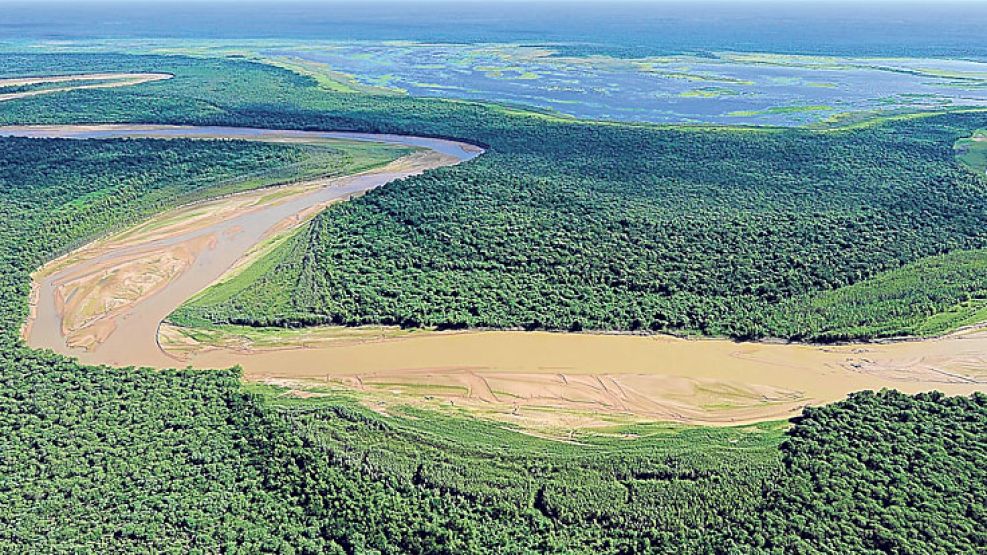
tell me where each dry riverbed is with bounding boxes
[0,73,172,102]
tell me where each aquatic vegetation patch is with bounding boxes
[678,86,741,98]
[727,104,836,117]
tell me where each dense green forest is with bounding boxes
[760,390,986,553]
[8,53,972,340]
[0,52,984,552]
[172,110,987,340]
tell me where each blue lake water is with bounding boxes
[268,45,987,125]
[4,2,987,126]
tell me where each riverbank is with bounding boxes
[0,72,172,102]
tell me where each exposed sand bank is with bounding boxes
[0,73,172,102]
[14,126,472,373]
[15,125,986,429]
[158,322,987,427]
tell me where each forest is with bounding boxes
[2,349,982,552]
[0,52,983,552]
[5,55,987,343]
[171,104,987,340]
[759,390,986,554]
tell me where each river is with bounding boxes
[8,124,985,428]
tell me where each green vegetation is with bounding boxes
[0,51,982,552]
[261,57,390,94]
[955,130,987,175]
[760,390,987,554]
[171,102,987,340]
[763,248,987,340]
[678,86,740,98]
[180,224,308,321]
[9,53,971,342]
[243,389,786,553]
[728,104,835,117]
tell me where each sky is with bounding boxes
[5,0,985,61]
[6,0,981,3]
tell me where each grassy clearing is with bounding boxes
[261,56,404,95]
[955,129,987,174]
[255,381,788,452]
[773,248,987,340]
[186,227,304,309]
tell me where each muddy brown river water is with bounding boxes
[10,124,987,427]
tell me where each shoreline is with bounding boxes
[16,124,479,362]
[0,73,173,102]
